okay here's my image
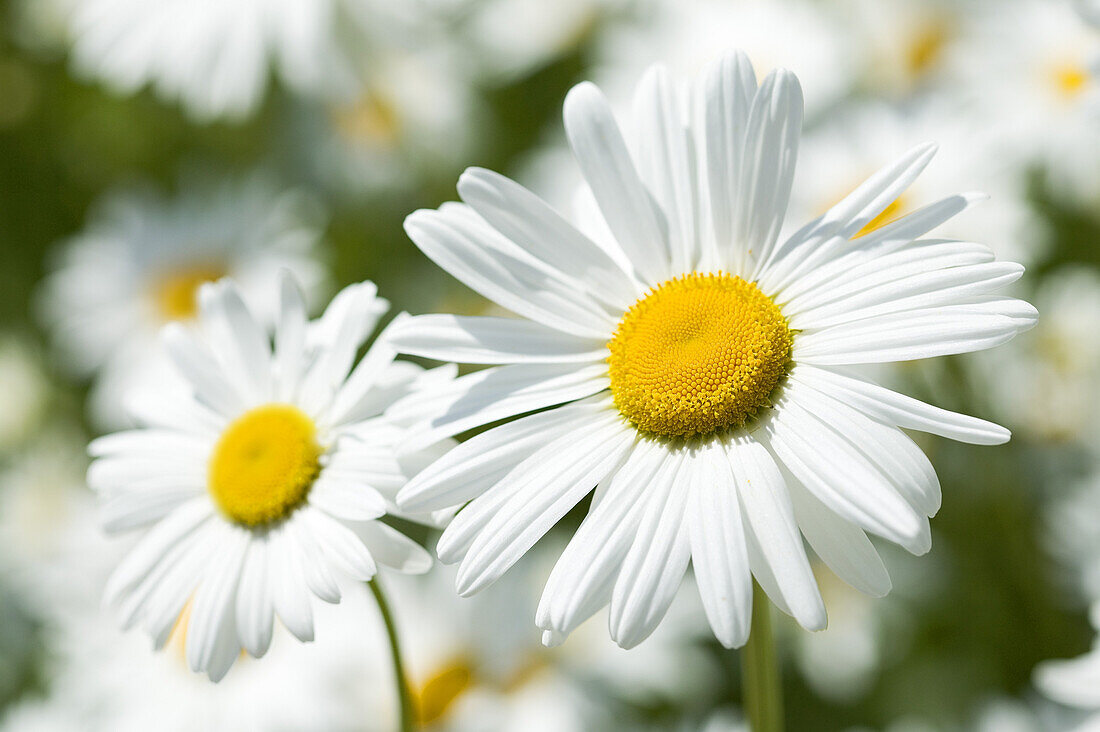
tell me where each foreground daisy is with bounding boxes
[88,274,451,681]
[389,51,1036,652]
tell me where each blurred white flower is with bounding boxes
[0,582,393,732]
[835,0,967,100]
[983,267,1100,444]
[36,174,329,429]
[954,0,1100,204]
[288,42,477,197]
[1034,637,1100,731]
[61,0,379,121]
[0,336,50,454]
[594,0,854,116]
[791,101,1044,266]
[389,51,1034,650]
[87,275,451,680]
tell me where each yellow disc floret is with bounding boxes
[151,265,224,321]
[608,273,793,438]
[208,404,322,527]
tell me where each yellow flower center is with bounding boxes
[607,273,792,438]
[1052,62,1090,99]
[208,404,322,527]
[416,659,474,725]
[151,265,224,320]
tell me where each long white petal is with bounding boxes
[687,439,753,648]
[729,435,826,631]
[350,521,433,574]
[398,398,608,513]
[536,438,663,640]
[386,314,608,365]
[454,413,634,595]
[791,365,1010,445]
[609,448,692,649]
[563,81,669,284]
[236,534,275,658]
[186,525,247,675]
[456,167,638,309]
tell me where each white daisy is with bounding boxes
[36,175,329,429]
[388,51,1036,650]
[61,0,372,121]
[953,0,1100,204]
[87,273,452,680]
[1035,635,1100,732]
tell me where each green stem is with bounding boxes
[369,578,416,732]
[742,581,784,732]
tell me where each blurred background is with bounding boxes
[2,0,1100,729]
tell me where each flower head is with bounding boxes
[389,51,1036,650]
[88,273,452,680]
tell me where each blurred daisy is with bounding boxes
[595,0,853,117]
[62,0,373,121]
[0,583,392,732]
[836,0,965,99]
[390,52,1035,649]
[87,274,451,680]
[983,267,1100,444]
[955,0,1100,203]
[37,175,328,429]
[791,101,1042,266]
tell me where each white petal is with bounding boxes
[789,262,1025,330]
[309,477,388,522]
[323,315,405,428]
[386,314,608,365]
[405,204,616,338]
[736,69,803,276]
[236,535,275,658]
[203,281,271,405]
[563,81,669,284]
[388,362,610,450]
[186,525,247,675]
[100,485,204,532]
[456,167,637,309]
[791,365,1010,445]
[536,438,663,638]
[454,413,634,596]
[687,440,753,648]
[762,400,930,554]
[300,507,378,582]
[88,429,212,459]
[633,64,698,274]
[1034,650,1100,708]
[786,481,891,598]
[161,323,245,417]
[104,499,212,606]
[268,524,315,642]
[698,51,756,272]
[728,436,826,631]
[794,307,1024,364]
[275,271,308,402]
[608,449,692,649]
[286,515,343,604]
[398,397,610,513]
[787,375,941,516]
[350,521,433,574]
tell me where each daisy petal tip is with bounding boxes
[540,629,564,647]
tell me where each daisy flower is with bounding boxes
[62,0,372,121]
[36,175,328,428]
[388,51,1036,650]
[87,273,452,681]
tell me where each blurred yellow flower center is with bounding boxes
[1052,62,1089,99]
[333,90,401,147]
[416,659,473,725]
[208,404,322,527]
[151,265,223,320]
[855,193,909,238]
[608,273,792,438]
[905,22,949,78]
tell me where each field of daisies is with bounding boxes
[3,0,1100,730]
